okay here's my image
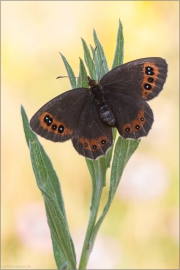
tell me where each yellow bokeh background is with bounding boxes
[2,1,179,269]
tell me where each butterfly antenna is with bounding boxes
[56,76,78,79]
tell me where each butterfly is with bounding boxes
[30,57,168,160]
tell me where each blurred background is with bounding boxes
[2,1,179,269]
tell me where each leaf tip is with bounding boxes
[93,28,97,36]
[20,104,24,112]
[59,52,64,58]
[20,104,27,118]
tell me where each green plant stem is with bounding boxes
[78,159,106,269]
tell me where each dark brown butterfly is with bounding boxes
[30,57,168,159]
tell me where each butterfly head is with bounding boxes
[87,76,97,88]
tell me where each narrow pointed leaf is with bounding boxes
[60,262,69,270]
[21,106,76,269]
[51,233,68,270]
[21,106,67,219]
[81,38,96,80]
[112,19,124,69]
[60,53,76,89]
[76,58,88,88]
[93,29,109,79]
[29,140,76,269]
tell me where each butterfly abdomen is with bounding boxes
[90,82,116,127]
[98,102,115,127]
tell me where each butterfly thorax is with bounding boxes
[87,76,116,127]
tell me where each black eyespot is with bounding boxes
[52,124,57,130]
[58,125,64,133]
[92,145,97,149]
[146,71,154,75]
[101,140,106,144]
[141,117,144,121]
[46,117,53,126]
[135,125,140,129]
[148,77,154,82]
[145,66,153,72]
[144,83,152,90]
[84,143,88,147]
[125,127,130,132]
[145,66,154,75]
[44,115,50,123]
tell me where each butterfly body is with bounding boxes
[88,77,116,127]
[30,57,168,160]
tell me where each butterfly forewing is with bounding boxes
[30,88,89,142]
[100,57,168,101]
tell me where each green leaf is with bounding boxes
[51,233,68,270]
[112,19,124,69]
[21,106,67,219]
[93,29,109,79]
[110,137,141,197]
[76,58,88,88]
[60,261,69,270]
[81,38,96,80]
[60,53,77,89]
[21,105,37,144]
[85,157,107,189]
[21,106,76,269]
[89,137,140,249]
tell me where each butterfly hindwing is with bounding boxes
[72,97,113,159]
[104,91,154,139]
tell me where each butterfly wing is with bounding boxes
[30,88,89,142]
[104,91,154,139]
[71,97,113,159]
[100,57,167,139]
[30,88,113,159]
[100,57,168,101]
